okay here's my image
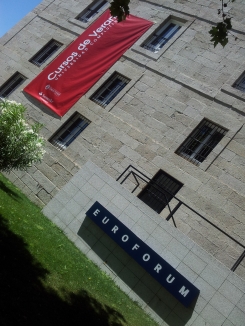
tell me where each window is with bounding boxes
[90,73,130,107]
[0,72,26,98]
[176,119,228,165]
[138,170,183,214]
[49,112,90,151]
[142,20,181,53]
[76,0,108,23]
[30,40,62,67]
[233,73,245,92]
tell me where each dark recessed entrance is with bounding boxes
[138,170,183,213]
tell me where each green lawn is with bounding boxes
[0,173,158,326]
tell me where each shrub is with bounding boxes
[0,99,45,172]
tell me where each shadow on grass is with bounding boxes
[78,218,197,325]
[0,180,21,201]
[0,215,126,326]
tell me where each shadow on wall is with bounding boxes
[23,92,60,119]
[0,213,125,326]
[0,180,22,200]
[78,217,198,326]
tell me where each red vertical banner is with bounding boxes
[24,10,153,116]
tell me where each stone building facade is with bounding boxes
[1,0,245,324]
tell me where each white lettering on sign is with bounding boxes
[179,286,190,297]
[111,225,119,234]
[132,244,140,250]
[93,209,100,216]
[85,203,199,304]
[38,92,53,103]
[45,85,61,96]
[78,40,91,50]
[143,253,150,261]
[122,235,129,242]
[88,17,116,37]
[154,263,162,273]
[102,217,109,224]
[166,274,175,284]
[47,16,117,81]
[48,52,78,80]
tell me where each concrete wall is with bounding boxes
[1,0,245,279]
[43,161,245,326]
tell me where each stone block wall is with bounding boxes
[1,0,245,279]
[43,161,245,326]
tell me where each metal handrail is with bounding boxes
[117,167,178,227]
[117,165,245,272]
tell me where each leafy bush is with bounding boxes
[0,99,45,172]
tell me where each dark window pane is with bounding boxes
[195,131,223,162]
[91,73,130,107]
[138,170,183,213]
[234,75,245,92]
[176,119,227,165]
[0,73,26,98]
[50,113,90,151]
[152,24,180,48]
[142,22,181,53]
[77,0,108,23]
[30,40,62,67]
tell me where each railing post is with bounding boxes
[116,165,132,181]
[166,202,182,221]
[231,249,245,272]
[116,164,245,271]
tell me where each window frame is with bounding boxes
[76,0,109,23]
[90,72,130,108]
[176,119,228,166]
[233,73,245,93]
[0,72,26,99]
[221,70,245,103]
[49,112,90,151]
[29,39,63,67]
[130,15,193,61]
[142,20,181,54]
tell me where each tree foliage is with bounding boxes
[110,0,130,22]
[0,100,45,172]
[209,0,235,47]
[109,0,236,48]
[209,18,232,48]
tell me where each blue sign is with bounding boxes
[85,201,200,306]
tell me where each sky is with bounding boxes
[0,0,42,37]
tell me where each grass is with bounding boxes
[0,173,158,326]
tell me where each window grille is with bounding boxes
[90,73,130,107]
[76,0,108,23]
[142,21,181,53]
[0,72,26,98]
[30,40,62,67]
[176,119,228,165]
[138,170,183,214]
[49,113,90,151]
[234,73,245,92]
